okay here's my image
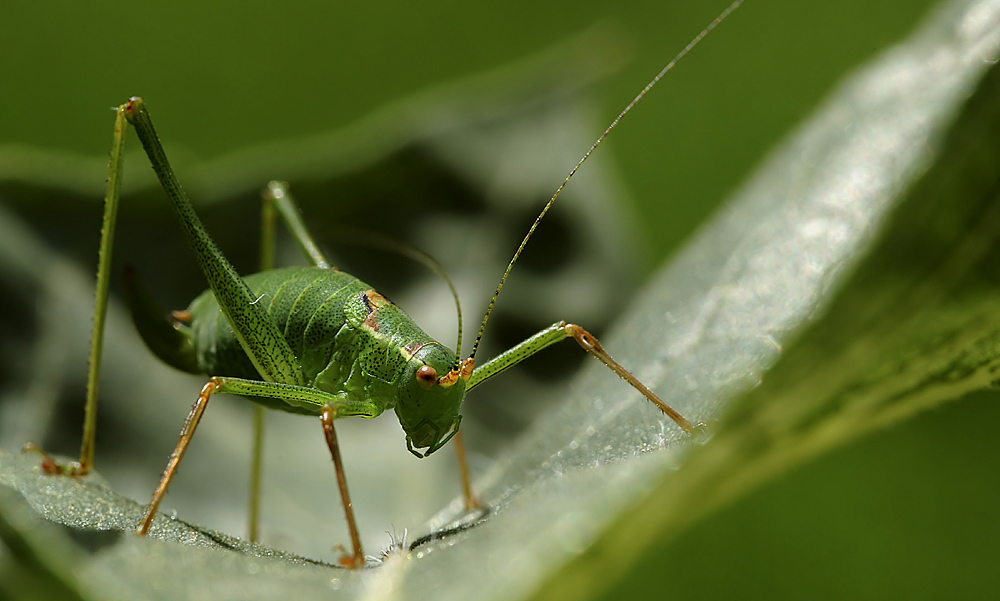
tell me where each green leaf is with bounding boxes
[530,0,1000,598]
[2,0,1000,599]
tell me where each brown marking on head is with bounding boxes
[438,357,475,388]
[460,357,475,380]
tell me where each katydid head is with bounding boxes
[395,344,475,458]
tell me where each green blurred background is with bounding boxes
[5,0,998,599]
[0,0,944,263]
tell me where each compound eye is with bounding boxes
[416,365,437,389]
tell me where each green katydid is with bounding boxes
[25,0,742,569]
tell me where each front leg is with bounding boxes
[467,321,697,433]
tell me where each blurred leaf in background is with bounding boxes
[3,0,1000,599]
[0,0,945,263]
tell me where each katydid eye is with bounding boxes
[416,365,437,389]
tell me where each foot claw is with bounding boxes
[21,443,87,476]
[334,544,366,569]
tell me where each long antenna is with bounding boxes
[468,0,744,362]
[370,234,466,371]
